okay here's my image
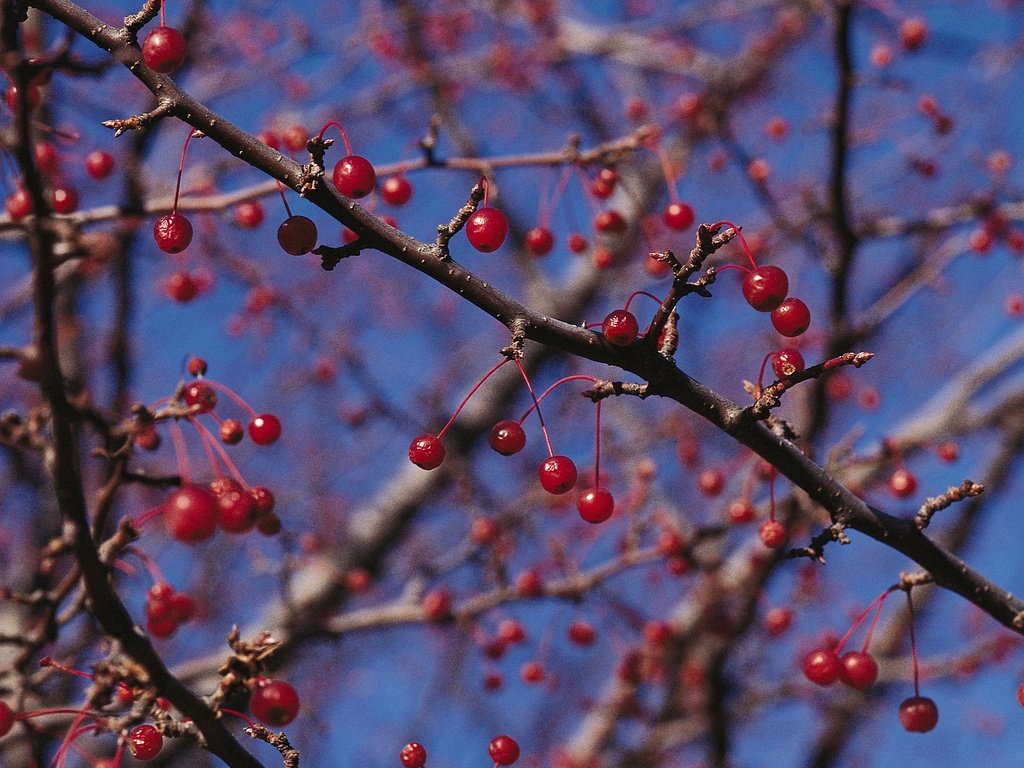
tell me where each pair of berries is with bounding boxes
[741,265,810,337]
[803,647,879,691]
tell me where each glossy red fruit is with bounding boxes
[277,215,318,255]
[803,647,841,686]
[250,678,300,726]
[594,209,628,233]
[888,468,918,498]
[142,26,187,74]
[838,650,878,691]
[400,742,427,768]
[85,150,115,180]
[663,202,694,231]
[233,200,264,229]
[51,185,79,215]
[488,420,526,455]
[409,433,445,469]
[538,455,577,494]
[5,188,32,219]
[771,297,811,337]
[898,695,938,732]
[602,309,639,346]
[219,418,244,444]
[488,734,520,766]
[422,589,452,621]
[211,477,257,533]
[128,723,163,760]
[576,487,614,523]
[525,226,555,257]
[0,702,15,737]
[164,485,218,543]
[153,213,193,254]
[248,414,282,445]
[466,207,508,252]
[380,175,412,206]
[332,155,376,198]
[741,265,789,312]
[772,348,805,378]
[184,381,217,413]
[759,520,785,548]
[250,486,275,516]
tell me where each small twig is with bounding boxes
[435,179,485,259]
[581,381,650,402]
[102,101,173,137]
[299,136,332,196]
[915,479,984,530]
[750,352,874,419]
[245,723,299,768]
[314,242,362,271]
[419,115,441,166]
[123,0,161,37]
[786,522,849,562]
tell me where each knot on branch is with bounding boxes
[581,380,650,402]
[315,242,362,271]
[899,570,934,591]
[212,628,281,710]
[915,479,984,529]
[298,135,332,196]
[786,522,849,562]
[501,318,529,360]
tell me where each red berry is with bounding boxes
[233,200,264,229]
[525,226,555,257]
[772,348,805,378]
[662,202,694,231]
[838,650,878,691]
[211,477,257,533]
[498,619,526,645]
[742,265,789,312]
[4,82,41,112]
[51,185,79,215]
[727,499,756,524]
[763,606,793,636]
[470,517,500,545]
[898,695,938,732]
[187,356,207,376]
[250,678,300,726]
[165,272,198,303]
[515,568,543,597]
[759,520,785,548]
[146,614,178,637]
[576,487,614,524]
[0,702,15,737]
[520,660,545,683]
[164,484,218,543]
[400,742,427,768]
[888,468,918,498]
[248,413,282,445]
[466,207,508,252]
[538,455,577,494]
[332,155,377,199]
[697,468,724,496]
[251,486,275,516]
[282,125,308,153]
[34,142,58,173]
[381,175,412,206]
[422,589,452,621]
[488,420,526,455]
[409,433,445,469]
[937,442,959,463]
[153,213,193,254]
[142,26,187,74]
[85,150,115,180]
[602,309,639,346]
[169,592,196,623]
[5,188,32,219]
[488,734,520,766]
[567,232,588,253]
[568,620,597,646]
[770,297,811,337]
[220,418,244,444]
[594,209,628,233]
[899,17,928,51]
[277,215,318,255]
[127,724,163,760]
[184,381,217,413]
[256,513,282,536]
[803,647,841,686]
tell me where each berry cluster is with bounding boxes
[144,582,196,638]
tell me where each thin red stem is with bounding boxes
[275,180,294,218]
[204,380,257,418]
[657,145,680,203]
[172,130,198,214]
[768,468,777,522]
[126,545,167,586]
[517,374,599,425]
[756,351,773,392]
[593,400,603,487]
[622,290,663,313]
[709,219,758,270]
[437,358,510,439]
[38,657,93,680]
[169,419,192,484]
[480,176,491,208]
[219,708,258,727]
[160,0,166,27]
[513,359,558,457]
[833,589,891,654]
[862,589,893,652]
[317,120,353,155]
[132,502,166,530]
[907,589,921,695]
[191,417,249,488]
